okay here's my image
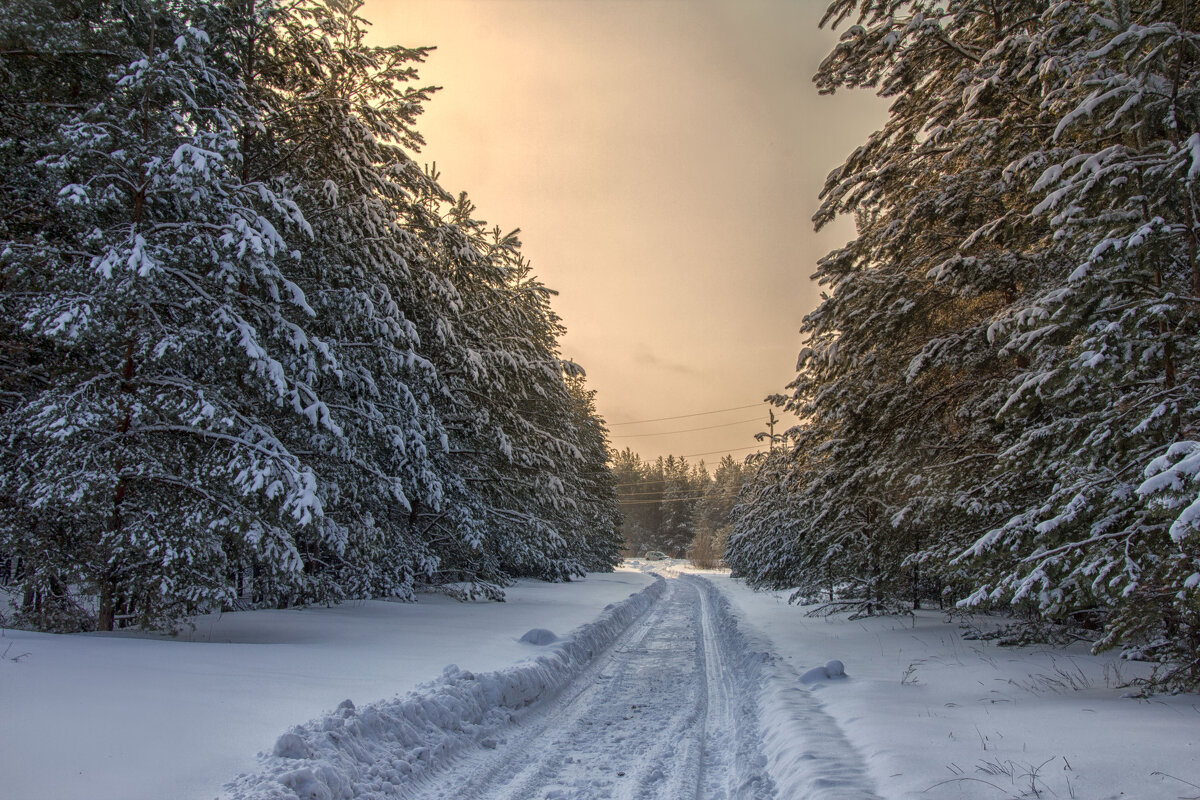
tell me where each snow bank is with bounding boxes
[4,570,655,800]
[222,576,665,800]
[757,659,883,800]
[679,574,881,800]
[695,567,1200,800]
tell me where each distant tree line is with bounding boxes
[729,0,1200,689]
[612,449,747,566]
[0,0,621,633]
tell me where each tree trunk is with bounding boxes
[97,579,115,631]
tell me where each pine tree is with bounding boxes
[728,0,1200,685]
[658,456,696,557]
[431,201,600,584]
[0,0,624,631]
[731,0,1058,610]
[561,373,623,570]
[221,0,454,605]
[692,454,745,564]
[1,0,330,629]
[961,0,1200,684]
[612,448,659,555]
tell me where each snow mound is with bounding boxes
[800,660,847,683]
[703,587,880,800]
[518,628,558,645]
[222,578,665,800]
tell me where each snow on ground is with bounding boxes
[225,576,667,800]
[385,573,782,800]
[666,562,1200,800]
[6,560,1200,800]
[0,568,654,800]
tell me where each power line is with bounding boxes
[618,495,710,503]
[680,444,764,459]
[613,479,677,488]
[608,404,763,427]
[610,416,764,439]
[618,493,742,506]
[618,487,722,497]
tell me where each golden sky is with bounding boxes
[361,0,886,462]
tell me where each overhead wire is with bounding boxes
[607,403,763,426]
[610,416,764,439]
[605,402,781,473]
[680,444,764,458]
[617,487,725,498]
[609,447,767,486]
[617,493,742,506]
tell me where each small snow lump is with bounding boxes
[799,660,848,683]
[519,628,558,645]
[799,665,831,683]
[278,767,331,800]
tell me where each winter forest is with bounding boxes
[4,0,1200,698]
[728,0,1200,690]
[612,450,749,565]
[0,0,622,633]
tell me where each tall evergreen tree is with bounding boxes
[961,1,1200,684]
[731,0,1057,609]
[0,0,622,631]
[1,0,329,629]
[220,0,455,605]
[731,0,1200,686]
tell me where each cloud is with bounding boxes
[634,347,700,376]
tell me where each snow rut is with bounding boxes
[221,573,880,800]
[402,575,776,800]
[221,577,665,800]
[721,591,883,800]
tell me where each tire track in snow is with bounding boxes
[409,576,779,800]
[225,571,882,800]
[409,583,685,800]
[705,578,883,800]
[691,575,755,800]
[223,579,667,800]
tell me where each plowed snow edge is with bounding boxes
[701,576,883,800]
[221,577,667,800]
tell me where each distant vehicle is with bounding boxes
[644,551,668,561]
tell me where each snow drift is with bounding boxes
[222,577,665,800]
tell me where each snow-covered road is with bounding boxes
[11,564,1197,800]
[225,570,887,800]
[405,575,775,800]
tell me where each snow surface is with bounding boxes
[665,563,1200,800]
[224,576,667,799]
[390,572,781,800]
[0,569,654,800]
[5,561,1200,800]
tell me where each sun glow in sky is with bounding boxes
[361,0,886,461]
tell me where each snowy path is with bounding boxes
[224,572,884,800]
[402,576,776,800]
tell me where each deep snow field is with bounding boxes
[670,564,1200,800]
[0,569,655,800]
[2,561,1198,800]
